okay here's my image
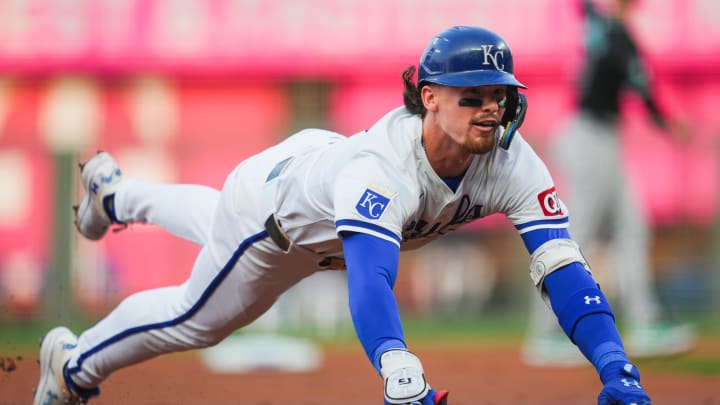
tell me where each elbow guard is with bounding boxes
[529,238,591,306]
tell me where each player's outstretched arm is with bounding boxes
[341,232,449,405]
[538,257,652,404]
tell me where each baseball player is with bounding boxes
[524,0,694,366]
[34,26,651,405]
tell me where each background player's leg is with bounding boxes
[114,179,220,246]
[524,115,612,366]
[611,167,695,357]
[611,173,660,326]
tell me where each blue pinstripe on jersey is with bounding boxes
[336,219,401,244]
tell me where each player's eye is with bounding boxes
[458,97,508,108]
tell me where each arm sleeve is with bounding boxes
[342,231,406,374]
[544,265,629,380]
[523,227,629,379]
[626,57,668,129]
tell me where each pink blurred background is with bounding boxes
[0,0,718,318]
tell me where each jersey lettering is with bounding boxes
[448,195,483,225]
[403,195,483,240]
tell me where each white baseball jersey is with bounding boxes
[273,106,568,256]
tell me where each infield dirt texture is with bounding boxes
[2,337,718,404]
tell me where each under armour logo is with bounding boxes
[584,295,601,305]
[621,378,642,389]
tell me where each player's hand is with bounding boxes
[380,349,449,404]
[383,388,449,405]
[598,362,651,405]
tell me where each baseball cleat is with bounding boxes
[33,327,83,405]
[626,323,696,358]
[74,151,125,240]
[522,333,585,367]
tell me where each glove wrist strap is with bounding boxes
[592,342,628,381]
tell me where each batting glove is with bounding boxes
[380,349,449,405]
[598,361,652,405]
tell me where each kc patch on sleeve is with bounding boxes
[355,187,394,220]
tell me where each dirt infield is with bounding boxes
[3,340,718,405]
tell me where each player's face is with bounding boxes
[426,85,507,154]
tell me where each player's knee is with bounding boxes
[173,320,232,348]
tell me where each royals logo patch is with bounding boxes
[355,187,394,220]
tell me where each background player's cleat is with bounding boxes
[33,327,83,405]
[74,151,124,240]
[521,332,585,367]
[626,322,696,358]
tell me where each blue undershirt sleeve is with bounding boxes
[522,227,629,379]
[342,231,406,374]
[544,265,628,379]
[520,227,571,253]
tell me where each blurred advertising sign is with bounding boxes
[2,0,716,77]
[0,0,549,76]
[0,0,576,76]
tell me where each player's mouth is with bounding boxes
[472,119,498,133]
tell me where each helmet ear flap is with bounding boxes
[500,87,520,126]
[499,89,527,150]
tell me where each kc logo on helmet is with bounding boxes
[537,187,563,217]
[480,45,505,71]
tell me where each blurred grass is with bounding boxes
[2,312,718,375]
[0,319,98,352]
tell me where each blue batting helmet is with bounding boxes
[418,26,527,89]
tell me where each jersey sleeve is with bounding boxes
[491,135,570,238]
[333,156,416,247]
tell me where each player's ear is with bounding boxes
[421,85,439,112]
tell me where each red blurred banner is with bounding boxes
[1,0,718,77]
